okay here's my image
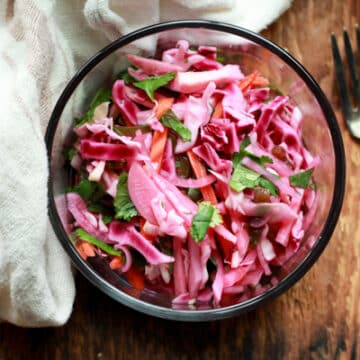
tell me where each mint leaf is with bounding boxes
[230,164,261,192]
[76,228,121,256]
[259,177,278,196]
[289,168,314,189]
[190,202,223,242]
[160,109,191,141]
[75,88,111,127]
[114,173,138,221]
[133,72,176,101]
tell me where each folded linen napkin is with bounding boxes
[0,0,292,327]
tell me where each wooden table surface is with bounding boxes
[1,1,360,359]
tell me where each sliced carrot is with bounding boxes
[139,217,155,243]
[109,256,123,270]
[150,127,169,171]
[212,102,223,118]
[125,266,145,291]
[155,96,174,119]
[149,96,174,172]
[239,71,258,92]
[187,150,217,205]
[239,71,269,93]
[252,74,269,88]
[76,241,96,260]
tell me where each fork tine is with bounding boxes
[331,33,353,120]
[343,29,360,105]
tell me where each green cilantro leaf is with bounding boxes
[117,69,136,84]
[289,168,314,189]
[190,202,223,243]
[75,88,111,127]
[230,163,278,195]
[69,179,98,201]
[239,136,251,154]
[258,177,278,196]
[86,203,113,224]
[76,228,121,256]
[230,164,261,192]
[63,147,77,162]
[233,136,273,167]
[247,153,273,166]
[133,72,176,101]
[160,109,191,141]
[114,173,138,221]
[216,54,225,63]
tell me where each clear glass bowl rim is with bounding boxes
[45,19,346,321]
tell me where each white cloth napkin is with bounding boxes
[0,0,292,327]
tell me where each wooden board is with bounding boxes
[1,0,360,358]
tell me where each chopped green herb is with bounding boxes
[69,179,103,201]
[133,72,176,101]
[114,172,138,221]
[65,148,77,161]
[117,69,136,84]
[102,215,113,225]
[86,203,113,224]
[160,109,191,141]
[76,228,121,256]
[258,177,278,196]
[230,162,278,195]
[216,54,225,63]
[310,183,316,190]
[230,164,261,192]
[87,203,108,214]
[247,153,273,166]
[232,152,242,169]
[236,136,273,166]
[75,88,111,127]
[190,202,223,242]
[239,136,251,154]
[289,168,314,189]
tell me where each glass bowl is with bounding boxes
[45,20,345,321]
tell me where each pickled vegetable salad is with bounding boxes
[65,40,319,307]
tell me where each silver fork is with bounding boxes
[331,26,360,138]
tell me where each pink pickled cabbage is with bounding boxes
[109,222,174,265]
[66,40,319,309]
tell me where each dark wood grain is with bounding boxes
[1,0,360,359]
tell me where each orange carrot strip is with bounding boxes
[109,256,123,270]
[126,267,145,291]
[187,150,217,205]
[156,96,174,119]
[239,71,259,92]
[76,241,96,260]
[239,71,270,92]
[150,127,169,171]
[253,74,269,87]
[139,217,155,243]
[150,97,174,172]
[212,102,223,118]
